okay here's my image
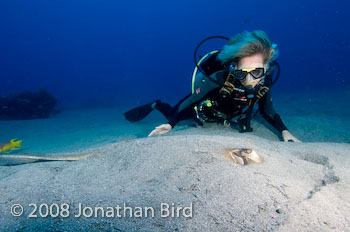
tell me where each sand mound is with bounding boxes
[0,134,349,231]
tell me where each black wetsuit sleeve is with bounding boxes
[258,90,288,133]
[166,93,198,128]
[168,105,195,128]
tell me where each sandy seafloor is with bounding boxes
[0,89,349,231]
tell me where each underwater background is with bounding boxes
[1,0,349,154]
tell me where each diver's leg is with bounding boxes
[124,99,178,122]
[124,100,161,122]
[154,101,172,117]
[124,93,192,122]
[154,93,192,120]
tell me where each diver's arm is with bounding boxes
[148,124,172,136]
[281,130,301,142]
[258,90,288,133]
[258,90,300,142]
[148,103,195,136]
[167,105,195,128]
[148,95,197,136]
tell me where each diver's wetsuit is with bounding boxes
[154,70,288,133]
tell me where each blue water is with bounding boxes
[1,0,349,153]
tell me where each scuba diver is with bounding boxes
[124,30,300,142]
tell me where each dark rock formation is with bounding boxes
[0,89,59,120]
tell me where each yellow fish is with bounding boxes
[0,139,22,153]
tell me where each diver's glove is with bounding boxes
[282,130,301,142]
[237,117,253,133]
[148,124,172,137]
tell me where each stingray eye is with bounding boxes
[245,149,252,153]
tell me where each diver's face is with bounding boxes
[237,53,266,88]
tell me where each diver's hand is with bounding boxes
[282,130,301,142]
[148,124,172,137]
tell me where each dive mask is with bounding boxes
[230,65,265,80]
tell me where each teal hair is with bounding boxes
[217,30,279,65]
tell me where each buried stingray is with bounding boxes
[0,152,100,166]
[222,149,264,166]
[1,149,263,167]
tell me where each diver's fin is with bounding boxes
[124,100,160,122]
